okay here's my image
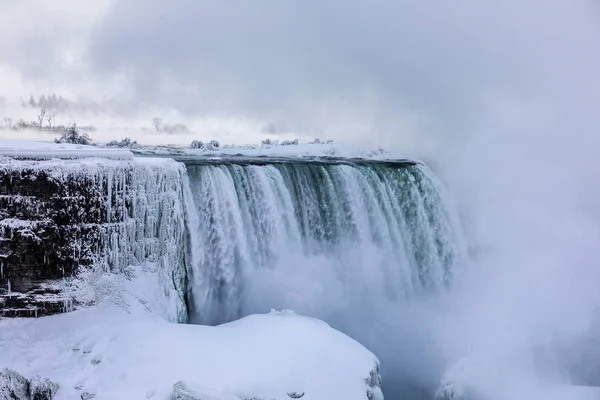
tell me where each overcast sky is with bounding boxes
[0,0,599,148]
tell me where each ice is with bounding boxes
[0,295,381,400]
[0,156,190,322]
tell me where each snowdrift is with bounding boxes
[0,299,382,400]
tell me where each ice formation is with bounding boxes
[0,156,189,321]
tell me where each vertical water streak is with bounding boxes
[184,161,466,325]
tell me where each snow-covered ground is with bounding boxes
[0,139,133,160]
[0,291,381,400]
[0,136,410,162]
[148,141,393,160]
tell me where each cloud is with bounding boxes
[89,3,595,103]
[2,0,599,146]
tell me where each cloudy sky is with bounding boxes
[0,0,599,148]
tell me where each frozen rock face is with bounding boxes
[30,375,60,400]
[0,369,58,400]
[0,157,188,322]
[0,368,29,400]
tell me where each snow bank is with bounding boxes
[0,139,133,160]
[0,299,381,400]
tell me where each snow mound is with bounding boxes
[0,139,133,160]
[0,299,381,400]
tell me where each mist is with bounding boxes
[3,0,600,399]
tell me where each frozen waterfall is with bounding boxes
[182,161,466,325]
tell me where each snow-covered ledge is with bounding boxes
[0,139,133,160]
[0,297,382,400]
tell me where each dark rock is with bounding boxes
[81,392,96,400]
[0,159,188,319]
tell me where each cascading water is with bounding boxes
[180,159,467,398]
[182,161,466,326]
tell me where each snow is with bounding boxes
[0,139,133,160]
[0,137,418,163]
[0,297,381,400]
[129,141,401,161]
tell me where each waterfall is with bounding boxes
[182,161,466,325]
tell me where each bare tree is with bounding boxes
[46,111,56,129]
[37,108,46,129]
[152,117,163,132]
[2,117,12,128]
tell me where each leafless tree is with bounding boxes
[37,108,46,129]
[152,117,163,131]
[46,112,56,129]
[2,117,12,128]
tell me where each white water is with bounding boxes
[182,160,468,397]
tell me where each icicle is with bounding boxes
[7,279,11,293]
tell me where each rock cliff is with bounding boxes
[0,157,188,321]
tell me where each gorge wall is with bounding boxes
[0,157,188,321]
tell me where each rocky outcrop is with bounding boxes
[172,381,235,400]
[0,369,29,400]
[0,369,58,400]
[30,375,60,400]
[365,363,383,400]
[0,158,188,321]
